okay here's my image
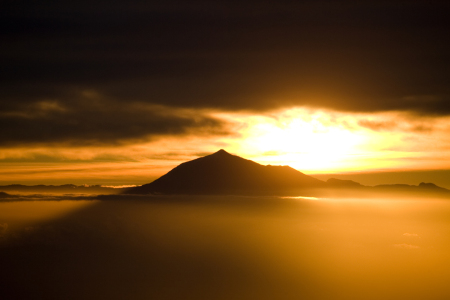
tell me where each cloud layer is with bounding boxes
[0,96,229,146]
[1,1,450,147]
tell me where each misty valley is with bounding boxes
[1,195,450,300]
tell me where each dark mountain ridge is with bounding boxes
[2,150,448,198]
[326,178,364,188]
[373,182,449,193]
[0,184,126,195]
[125,150,450,198]
[0,192,14,199]
[126,149,325,195]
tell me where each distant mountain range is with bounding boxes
[125,150,450,197]
[0,184,127,195]
[1,150,448,199]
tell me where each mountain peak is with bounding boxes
[213,149,230,155]
[126,150,325,195]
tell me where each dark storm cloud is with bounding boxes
[0,96,228,146]
[1,0,450,142]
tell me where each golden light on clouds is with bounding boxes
[1,107,450,185]
[224,110,367,172]
[219,108,450,174]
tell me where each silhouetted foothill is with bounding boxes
[418,182,448,191]
[419,182,438,188]
[0,192,10,198]
[326,178,363,188]
[126,150,325,195]
[0,192,18,199]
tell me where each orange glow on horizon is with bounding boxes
[1,107,450,185]
[217,108,450,174]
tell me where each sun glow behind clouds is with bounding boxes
[218,108,450,173]
[240,114,365,171]
[2,107,450,185]
[218,109,368,172]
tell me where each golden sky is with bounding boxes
[2,105,450,187]
[1,1,450,187]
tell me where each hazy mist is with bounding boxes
[1,195,450,299]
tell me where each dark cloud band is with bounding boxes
[1,0,450,139]
[0,99,229,146]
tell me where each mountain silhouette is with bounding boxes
[326,178,364,188]
[373,182,450,193]
[0,184,126,195]
[0,192,13,199]
[126,149,325,195]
